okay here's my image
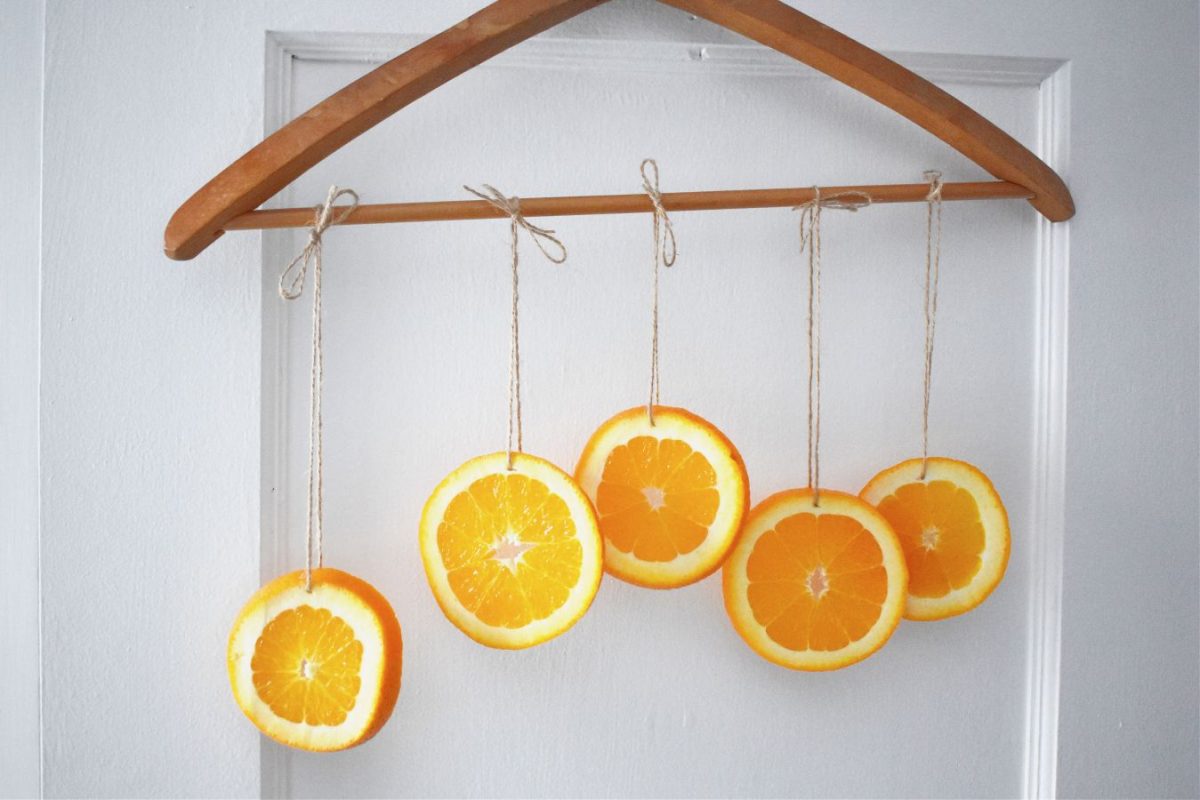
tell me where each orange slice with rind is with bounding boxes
[227,568,403,751]
[420,451,603,649]
[575,406,749,588]
[723,489,907,671]
[860,456,1010,621]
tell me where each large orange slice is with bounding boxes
[419,452,603,649]
[575,406,749,588]
[860,457,1010,620]
[723,489,907,670]
[227,568,403,751]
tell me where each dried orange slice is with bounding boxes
[419,452,602,649]
[575,406,749,588]
[227,568,403,751]
[723,489,907,670]
[860,457,1010,621]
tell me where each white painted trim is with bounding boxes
[1023,60,1071,800]
[267,31,1063,86]
[259,32,1070,800]
[259,32,296,800]
[0,2,44,797]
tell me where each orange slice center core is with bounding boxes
[438,472,583,629]
[490,535,536,569]
[642,486,666,510]
[876,480,985,598]
[806,566,829,600]
[250,605,363,726]
[745,512,888,653]
[920,526,940,551]
[596,436,720,562]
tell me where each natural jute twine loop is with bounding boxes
[920,170,944,480]
[278,184,359,592]
[795,188,872,507]
[641,159,678,425]
[463,184,568,470]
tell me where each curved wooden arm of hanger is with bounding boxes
[163,0,1073,261]
[164,0,606,260]
[662,0,1073,223]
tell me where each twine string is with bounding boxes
[278,185,359,593]
[920,170,944,479]
[641,159,677,425]
[795,188,872,507]
[463,184,568,470]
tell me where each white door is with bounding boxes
[17,2,1198,798]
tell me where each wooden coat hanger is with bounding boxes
[163,0,1074,261]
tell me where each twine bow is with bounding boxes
[463,184,567,469]
[796,188,873,251]
[464,184,568,265]
[279,185,359,301]
[278,184,358,593]
[641,159,677,270]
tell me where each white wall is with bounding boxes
[16,1,1199,798]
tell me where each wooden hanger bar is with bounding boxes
[164,0,1073,261]
[227,181,1030,230]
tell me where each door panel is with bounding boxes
[264,34,1052,798]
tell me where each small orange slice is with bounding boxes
[227,568,403,751]
[419,452,603,649]
[860,457,1010,620]
[575,406,749,588]
[723,489,907,670]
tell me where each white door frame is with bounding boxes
[0,1,44,797]
[259,32,1070,799]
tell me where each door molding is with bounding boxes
[0,2,43,797]
[259,31,1069,799]
[1023,59,1070,800]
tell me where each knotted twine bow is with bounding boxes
[278,185,359,592]
[463,184,568,470]
[641,159,678,425]
[795,187,872,507]
[920,170,944,479]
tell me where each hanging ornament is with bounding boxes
[227,187,403,751]
[723,190,908,671]
[419,185,603,649]
[574,160,750,590]
[859,172,1011,621]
